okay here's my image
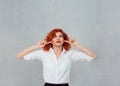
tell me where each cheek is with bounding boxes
[51,39,55,43]
[61,38,64,41]
[61,39,64,44]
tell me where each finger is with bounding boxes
[70,38,76,43]
[46,41,52,44]
[64,40,69,43]
[38,40,44,43]
[72,38,76,41]
[40,41,44,45]
[40,40,46,45]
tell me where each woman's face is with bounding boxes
[52,32,64,47]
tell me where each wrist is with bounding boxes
[32,45,39,50]
[76,45,84,50]
[28,45,38,51]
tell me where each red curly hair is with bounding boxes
[43,28,71,51]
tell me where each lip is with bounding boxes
[56,41,61,43]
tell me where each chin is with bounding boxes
[54,43,63,47]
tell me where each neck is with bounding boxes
[53,46,63,53]
[52,46,63,58]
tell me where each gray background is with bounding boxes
[0,0,120,86]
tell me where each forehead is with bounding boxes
[55,32,63,35]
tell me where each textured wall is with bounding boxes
[0,0,120,86]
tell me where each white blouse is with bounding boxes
[24,48,93,84]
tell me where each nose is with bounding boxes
[56,37,60,40]
[55,36,60,39]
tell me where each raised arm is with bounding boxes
[65,38,96,59]
[17,40,48,59]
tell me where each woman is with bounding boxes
[17,28,96,86]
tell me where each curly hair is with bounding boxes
[43,28,71,51]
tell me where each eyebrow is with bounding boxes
[53,34,63,37]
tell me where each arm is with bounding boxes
[17,40,48,59]
[76,44,96,59]
[66,38,96,59]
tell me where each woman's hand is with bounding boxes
[35,40,51,48]
[65,38,96,59]
[17,40,51,59]
[65,38,79,47]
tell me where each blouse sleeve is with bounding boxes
[23,49,43,61]
[71,50,93,62]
